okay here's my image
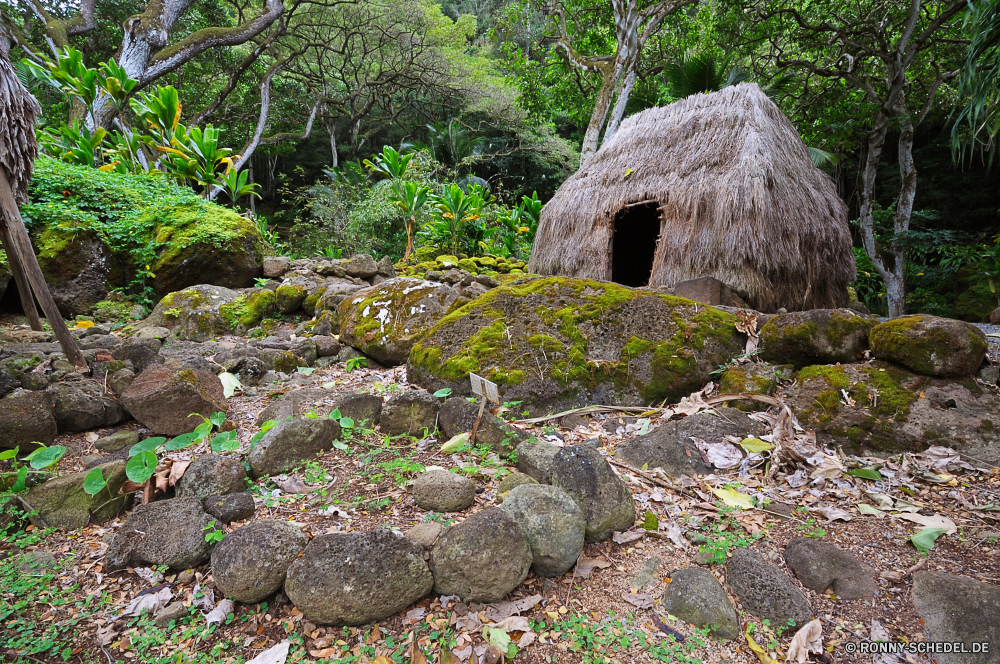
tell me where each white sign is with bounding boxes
[469,372,500,403]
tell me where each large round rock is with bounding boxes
[551,445,635,541]
[105,497,219,571]
[120,365,227,436]
[500,484,585,577]
[248,417,341,478]
[379,390,440,437]
[727,547,812,628]
[175,454,247,500]
[212,520,308,603]
[284,529,433,625]
[412,470,475,512]
[759,309,875,368]
[430,508,532,602]
[870,315,988,377]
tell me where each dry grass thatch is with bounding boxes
[527,82,855,312]
[0,49,41,205]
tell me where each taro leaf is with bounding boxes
[11,465,28,493]
[847,468,883,481]
[129,437,166,457]
[193,421,214,440]
[740,437,774,454]
[328,409,342,420]
[209,412,226,428]
[433,388,453,398]
[165,432,198,451]
[332,441,349,451]
[126,450,158,484]
[83,468,108,496]
[27,445,65,470]
[643,510,659,531]
[338,417,354,430]
[219,372,242,398]
[0,449,17,461]
[910,527,947,551]
[211,431,239,453]
[711,486,753,510]
[260,420,279,433]
[440,432,470,453]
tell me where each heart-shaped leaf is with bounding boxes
[83,467,108,496]
[27,445,65,470]
[209,412,226,428]
[165,432,198,451]
[339,417,355,429]
[847,468,882,481]
[129,437,166,457]
[126,450,158,484]
[910,527,947,551]
[433,388,453,398]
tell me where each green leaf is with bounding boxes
[211,431,239,453]
[440,432,470,453]
[432,388,453,398]
[911,527,947,551]
[193,421,213,440]
[129,437,166,457]
[740,437,775,454]
[711,486,754,510]
[856,503,885,517]
[83,468,108,496]
[165,432,198,451]
[126,450,158,484]
[297,366,316,375]
[847,468,883,481]
[209,412,226,428]
[0,448,17,461]
[483,625,511,653]
[219,372,242,398]
[11,466,28,493]
[339,417,355,429]
[260,419,279,433]
[643,510,659,531]
[328,409,342,420]
[28,445,65,470]
[332,441,349,451]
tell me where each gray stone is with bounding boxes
[911,571,1000,664]
[497,472,538,502]
[211,520,308,603]
[500,484,585,577]
[550,445,635,542]
[108,368,136,396]
[616,410,765,478]
[0,365,19,398]
[175,454,247,500]
[79,334,122,351]
[380,390,439,437]
[285,529,433,625]
[47,381,129,432]
[759,309,876,368]
[337,346,366,363]
[341,254,378,279]
[291,339,317,366]
[661,568,740,640]
[121,365,227,436]
[870,315,989,378]
[430,508,532,603]
[253,388,330,425]
[25,460,130,529]
[314,336,341,358]
[333,391,382,426]
[105,496,220,571]
[376,255,396,278]
[134,326,172,341]
[112,338,163,374]
[405,522,443,549]
[439,397,528,455]
[411,470,475,512]
[726,548,812,628]
[154,602,188,628]
[20,372,48,390]
[203,492,256,524]
[263,256,291,279]
[0,388,57,449]
[248,417,341,478]
[514,438,560,483]
[783,538,876,599]
[674,276,747,308]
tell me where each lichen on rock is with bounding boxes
[408,277,745,415]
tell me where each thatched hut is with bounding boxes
[527,83,855,312]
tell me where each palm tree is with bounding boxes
[953,0,1000,164]
[662,52,752,98]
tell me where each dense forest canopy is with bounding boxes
[4,0,1000,317]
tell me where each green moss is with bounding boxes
[979,419,997,432]
[271,351,307,374]
[219,290,275,329]
[275,284,307,312]
[868,316,964,376]
[860,365,919,418]
[826,310,874,346]
[457,259,479,273]
[88,299,136,323]
[302,287,327,317]
[797,365,850,390]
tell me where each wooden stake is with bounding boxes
[0,220,42,330]
[470,397,486,446]
[0,169,87,370]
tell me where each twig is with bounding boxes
[905,556,928,577]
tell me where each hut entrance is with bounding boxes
[611,202,661,287]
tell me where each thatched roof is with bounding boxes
[0,48,41,205]
[527,82,855,312]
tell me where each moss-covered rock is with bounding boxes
[33,226,113,317]
[718,363,778,411]
[339,278,461,366]
[219,289,276,331]
[783,360,1000,461]
[276,284,308,314]
[759,309,876,368]
[408,277,745,415]
[870,315,988,377]
[136,285,238,341]
[146,202,264,297]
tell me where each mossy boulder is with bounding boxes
[759,309,876,368]
[33,226,113,317]
[276,284,308,314]
[408,277,745,415]
[146,202,264,297]
[783,360,1000,461]
[137,285,273,341]
[718,363,779,411]
[25,460,130,529]
[339,278,461,366]
[870,315,987,377]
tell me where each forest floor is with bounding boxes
[2,317,1000,664]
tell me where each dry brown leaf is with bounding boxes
[275,476,316,494]
[168,460,191,486]
[309,648,338,658]
[439,649,460,664]
[576,555,612,579]
[786,619,823,663]
[483,595,542,622]
[410,640,429,664]
[622,592,654,610]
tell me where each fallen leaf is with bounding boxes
[483,595,542,622]
[219,372,242,398]
[693,437,744,469]
[309,648,338,658]
[124,587,172,616]
[865,492,895,509]
[786,619,823,663]
[576,555,612,579]
[192,584,215,612]
[275,476,316,494]
[410,640,429,664]
[910,527,948,551]
[660,518,687,549]
[711,486,753,510]
[745,626,779,664]
[439,649,461,664]
[205,599,235,626]
[95,623,117,646]
[897,513,957,535]
[440,432,470,453]
[246,640,290,664]
[482,625,511,652]
[741,437,774,454]
[455,612,482,632]
[809,455,845,480]
[168,460,191,487]
[622,592,653,609]
[891,499,924,513]
[612,530,645,545]
[856,503,885,518]
[491,616,532,633]
[85,432,100,443]
[809,504,853,522]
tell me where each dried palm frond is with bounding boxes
[0,48,41,205]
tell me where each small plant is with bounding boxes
[345,356,368,372]
[125,411,232,485]
[1,444,67,495]
[698,505,764,564]
[254,277,270,288]
[203,523,226,543]
[321,245,343,258]
[796,518,827,538]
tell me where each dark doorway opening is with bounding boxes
[0,280,26,314]
[611,202,661,287]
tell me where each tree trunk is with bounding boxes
[888,100,918,319]
[602,67,636,148]
[579,64,616,166]
[328,121,339,168]
[858,108,895,314]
